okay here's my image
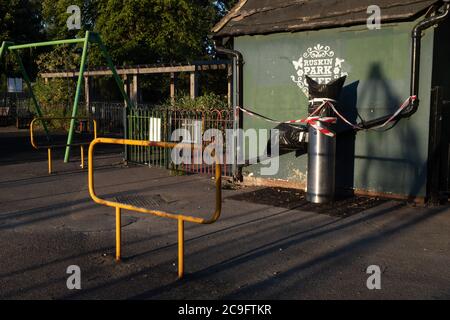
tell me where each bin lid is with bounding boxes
[212,0,440,38]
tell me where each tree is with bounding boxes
[37,0,97,72]
[35,0,239,103]
[41,0,97,39]
[0,0,44,43]
[92,0,216,65]
[0,0,44,93]
[38,0,239,67]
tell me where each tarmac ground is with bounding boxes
[0,126,449,300]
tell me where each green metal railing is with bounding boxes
[127,107,170,168]
[127,107,234,177]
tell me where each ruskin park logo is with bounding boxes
[291,44,348,95]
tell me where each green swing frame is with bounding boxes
[0,31,133,162]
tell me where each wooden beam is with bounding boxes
[40,63,230,79]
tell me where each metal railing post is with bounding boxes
[88,138,223,279]
[80,145,85,169]
[178,218,185,279]
[116,207,122,262]
[48,148,52,174]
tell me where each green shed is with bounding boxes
[212,0,450,203]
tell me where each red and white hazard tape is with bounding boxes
[300,116,337,137]
[314,95,417,131]
[236,95,417,138]
[368,95,417,130]
[236,106,337,137]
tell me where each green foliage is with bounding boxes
[35,45,84,72]
[163,93,228,111]
[0,0,44,42]
[33,78,75,117]
[2,0,238,70]
[37,0,96,72]
[38,0,238,67]
[1,0,238,109]
[0,0,44,77]
[41,0,97,40]
[92,0,215,65]
[32,77,91,130]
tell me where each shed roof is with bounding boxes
[212,0,441,38]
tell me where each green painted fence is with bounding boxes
[126,107,234,177]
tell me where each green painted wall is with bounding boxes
[235,20,435,197]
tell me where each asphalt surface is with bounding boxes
[0,127,450,300]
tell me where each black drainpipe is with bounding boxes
[214,42,244,181]
[360,2,450,129]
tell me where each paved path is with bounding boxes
[0,128,450,299]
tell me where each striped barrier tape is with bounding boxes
[236,106,337,137]
[315,96,417,131]
[365,95,417,130]
[235,95,416,138]
[300,116,337,137]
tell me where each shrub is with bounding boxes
[162,93,229,111]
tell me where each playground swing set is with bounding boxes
[0,31,133,164]
[1,32,224,279]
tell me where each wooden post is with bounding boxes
[44,77,49,85]
[132,74,139,105]
[123,75,129,107]
[190,70,198,100]
[170,72,176,106]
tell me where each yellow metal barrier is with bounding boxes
[30,117,97,174]
[88,138,222,279]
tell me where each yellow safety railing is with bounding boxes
[88,137,222,279]
[30,117,97,174]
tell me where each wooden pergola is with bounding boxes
[40,60,232,106]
